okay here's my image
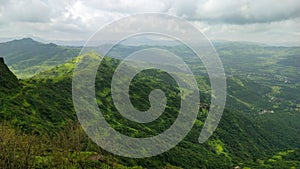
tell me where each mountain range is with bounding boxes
[0,38,299,168]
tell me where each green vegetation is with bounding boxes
[0,122,145,169]
[0,39,299,168]
[0,38,80,78]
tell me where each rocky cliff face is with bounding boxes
[0,57,20,95]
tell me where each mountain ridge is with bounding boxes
[0,53,299,168]
[0,38,80,79]
[0,38,299,168]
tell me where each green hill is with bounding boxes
[1,53,299,168]
[0,38,80,79]
[0,40,299,168]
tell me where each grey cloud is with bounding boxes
[0,0,51,23]
[0,0,299,45]
[82,0,164,14]
[167,0,300,24]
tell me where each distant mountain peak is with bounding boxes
[21,37,34,41]
[5,38,60,47]
[0,38,80,78]
[3,38,42,46]
[16,37,39,43]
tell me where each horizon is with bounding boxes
[1,36,300,47]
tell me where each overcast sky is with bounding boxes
[0,0,299,45]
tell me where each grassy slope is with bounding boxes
[0,38,80,79]
[0,40,299,168]
[0,53,299,168]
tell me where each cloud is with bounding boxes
[0,0,299,45]
[166,0,300,24]
[193,17,300,45]
[0,0,51,23]
[83,0,165,14]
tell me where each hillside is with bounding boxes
[0,57,20,93]
[104,44,300,129]
[0,38,80,78]
[0,52,299,168]
[0,39,299,168]
[0,57,20,113]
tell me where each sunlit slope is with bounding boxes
[0,38,80,78]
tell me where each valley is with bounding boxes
[0,38,299,168]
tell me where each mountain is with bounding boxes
[1,53,299,168]
[0,38,80,79]
[0,39,299,168]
